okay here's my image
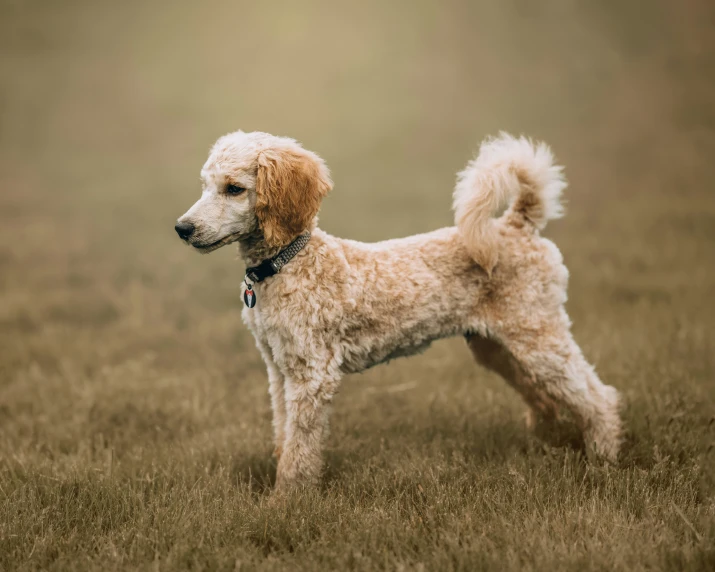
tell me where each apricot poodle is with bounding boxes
[175,131,622,490]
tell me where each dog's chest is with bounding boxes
[240,287,294,355]
[242,300,268,340]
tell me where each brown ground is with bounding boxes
[1,1,714,570]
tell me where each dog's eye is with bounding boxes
[226,184,246,195]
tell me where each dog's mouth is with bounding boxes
[191,232,243,254]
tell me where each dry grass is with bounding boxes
[1,0,714,570]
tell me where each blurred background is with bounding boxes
[1,0,714,567]
[2,0,715,464]
[2,0,714,480]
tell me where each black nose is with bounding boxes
[175,221,195,240]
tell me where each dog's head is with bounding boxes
[175,131,332,253]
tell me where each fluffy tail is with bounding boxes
[452,132,567,274]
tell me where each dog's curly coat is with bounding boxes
[177,131,623,490]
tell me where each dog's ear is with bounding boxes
[256,143,333,247]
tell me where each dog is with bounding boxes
[176,131,622,490]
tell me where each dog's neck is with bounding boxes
[238,229,282,267]
[238,220,317,267]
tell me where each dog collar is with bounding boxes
[243,232,311,308]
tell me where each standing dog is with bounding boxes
[176,131,622,490]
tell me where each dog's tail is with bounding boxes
[452,132,567,274]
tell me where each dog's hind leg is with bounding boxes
[466,334,560,428]
[493,318,622,462]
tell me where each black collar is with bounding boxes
[244,232,311,284]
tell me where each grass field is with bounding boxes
[1,0,715,570]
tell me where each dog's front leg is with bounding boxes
[254,339,286,460]
[266,363,287,460]
[275,371,338,490]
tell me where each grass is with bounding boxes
[1,0,714,570]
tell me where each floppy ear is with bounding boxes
[255,143,333,247]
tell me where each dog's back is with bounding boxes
[329,135,570,371]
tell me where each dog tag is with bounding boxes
[243,283,256,308]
